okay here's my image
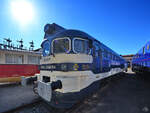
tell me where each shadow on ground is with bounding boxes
[71,71,150,113]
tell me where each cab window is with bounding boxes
[52,37,70,54]
[73,38,90,54]
[42,41,50,56]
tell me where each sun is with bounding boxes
[11,0,34,25]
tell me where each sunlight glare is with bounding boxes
[11,0,34,25]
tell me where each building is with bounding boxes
[0,49,41,64]
[121,54,134,67]
[0,39,41,83]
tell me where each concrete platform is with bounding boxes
[0,84,39,113]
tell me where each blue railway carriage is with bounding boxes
[132,41,150,74]
[36,23,127,108]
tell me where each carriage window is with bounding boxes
[53,38,70,54]
[113,55,115,60]
[103,50,108,58]
[108,53,111,59]
[43,41,50,56]
[74,38,90,54]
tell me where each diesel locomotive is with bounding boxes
[22,23,127,108]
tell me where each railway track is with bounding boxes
[3,92,88,113]
[3,98,41,113]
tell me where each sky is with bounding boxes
[0,0,150,55]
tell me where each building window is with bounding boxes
[5,54,23,64]
[28,55,40,64]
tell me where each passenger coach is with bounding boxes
[132,41,150,75]
[23,23,127,108]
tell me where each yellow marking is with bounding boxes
[0,77,21,83]
[147,45,149,50]
[73,64,79,71]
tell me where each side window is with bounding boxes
[101,48,104,58]
[43,41,50,56]
[110,53,113,60]
[101,48,110,59]
[105,51,108,58]
[113,55,116,61]
[110,53,112,60]
[109,53,112,60]
[102,49,106,58]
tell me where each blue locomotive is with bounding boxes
[23,23,127,108]
[132,41,150,75]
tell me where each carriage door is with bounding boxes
[93,42,101,73]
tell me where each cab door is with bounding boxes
[93,42,102,73]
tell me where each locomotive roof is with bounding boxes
[42,23,124,61]
[44,29,95,42]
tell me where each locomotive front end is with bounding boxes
[37,24,94,108]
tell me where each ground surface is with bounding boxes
[0,84,39,113]
[2,69,150,113]
[71,70,150,113]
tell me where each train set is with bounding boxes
[21,23,128,108]
[1,23,150,109]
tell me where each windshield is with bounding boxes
[74,38,90,54]
[52,37,70,54]
[43,41,50,56]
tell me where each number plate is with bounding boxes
[37,81,52,102]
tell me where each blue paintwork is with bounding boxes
[132,41,150,73]
[41,23,126,74]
